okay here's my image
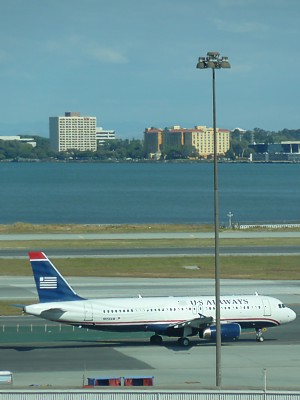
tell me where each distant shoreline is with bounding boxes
[0,222,300,234]
[1,158,300,164]
[0,223,213,234]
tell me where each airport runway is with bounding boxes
[0,230,300,259]
[0,231,300,241]
[1,245,300,258]
[0,278,299,390]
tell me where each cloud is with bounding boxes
[232,63,256,73]
[213,18,269,33]
[46,35,128,64]
[86,46,128,64]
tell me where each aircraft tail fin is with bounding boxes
[28,252,84,303]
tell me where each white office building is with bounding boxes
[96,127,116,146]
[49,112,97,152]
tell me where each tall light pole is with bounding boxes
[196,52,230,388]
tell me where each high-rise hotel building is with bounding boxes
[144,125,230,158]
[184,126,230,157]
[49,112,97,152]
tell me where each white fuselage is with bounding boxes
[25,294,296,333]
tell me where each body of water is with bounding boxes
[0,162,299,225]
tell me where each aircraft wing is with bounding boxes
[171,314,214,330]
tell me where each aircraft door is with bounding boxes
[262,298,271,316]
[198,303,203,315]
[84,303,93,321]
[192,303,203,315]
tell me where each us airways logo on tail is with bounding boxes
[39,276,57,289]
[29,252,83,303]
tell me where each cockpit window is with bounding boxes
[278,303,286,308]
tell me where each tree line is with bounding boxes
[227,128,300,160]
[1,128,300,161]
[0,137,146,161]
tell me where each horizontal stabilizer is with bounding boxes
[11,304,26,310]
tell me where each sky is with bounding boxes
[0,0,300,139]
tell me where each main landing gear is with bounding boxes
[177,337,190,347]
[150,334,190,347]
[150,334,163,345]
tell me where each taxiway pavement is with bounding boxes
[0,279,299,390]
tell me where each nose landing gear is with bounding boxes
[255,328,266,342]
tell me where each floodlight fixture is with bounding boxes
[196,52,231,70]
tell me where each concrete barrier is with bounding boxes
[1,389,300,400]
[239,224,300,229]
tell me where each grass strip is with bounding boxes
[0,237,300,250]
[0,223,213,234]
[1,255,300,279]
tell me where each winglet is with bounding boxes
[28,252,84,303]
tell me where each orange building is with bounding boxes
[144,125,230,158]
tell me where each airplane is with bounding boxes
[23,252,296,347]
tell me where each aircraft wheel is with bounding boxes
[178,337,190,347]
[150,334,163,345]
[255,329,264,342]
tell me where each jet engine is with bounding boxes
[202,323,241,341]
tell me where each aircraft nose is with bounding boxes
[289,308,297,322]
